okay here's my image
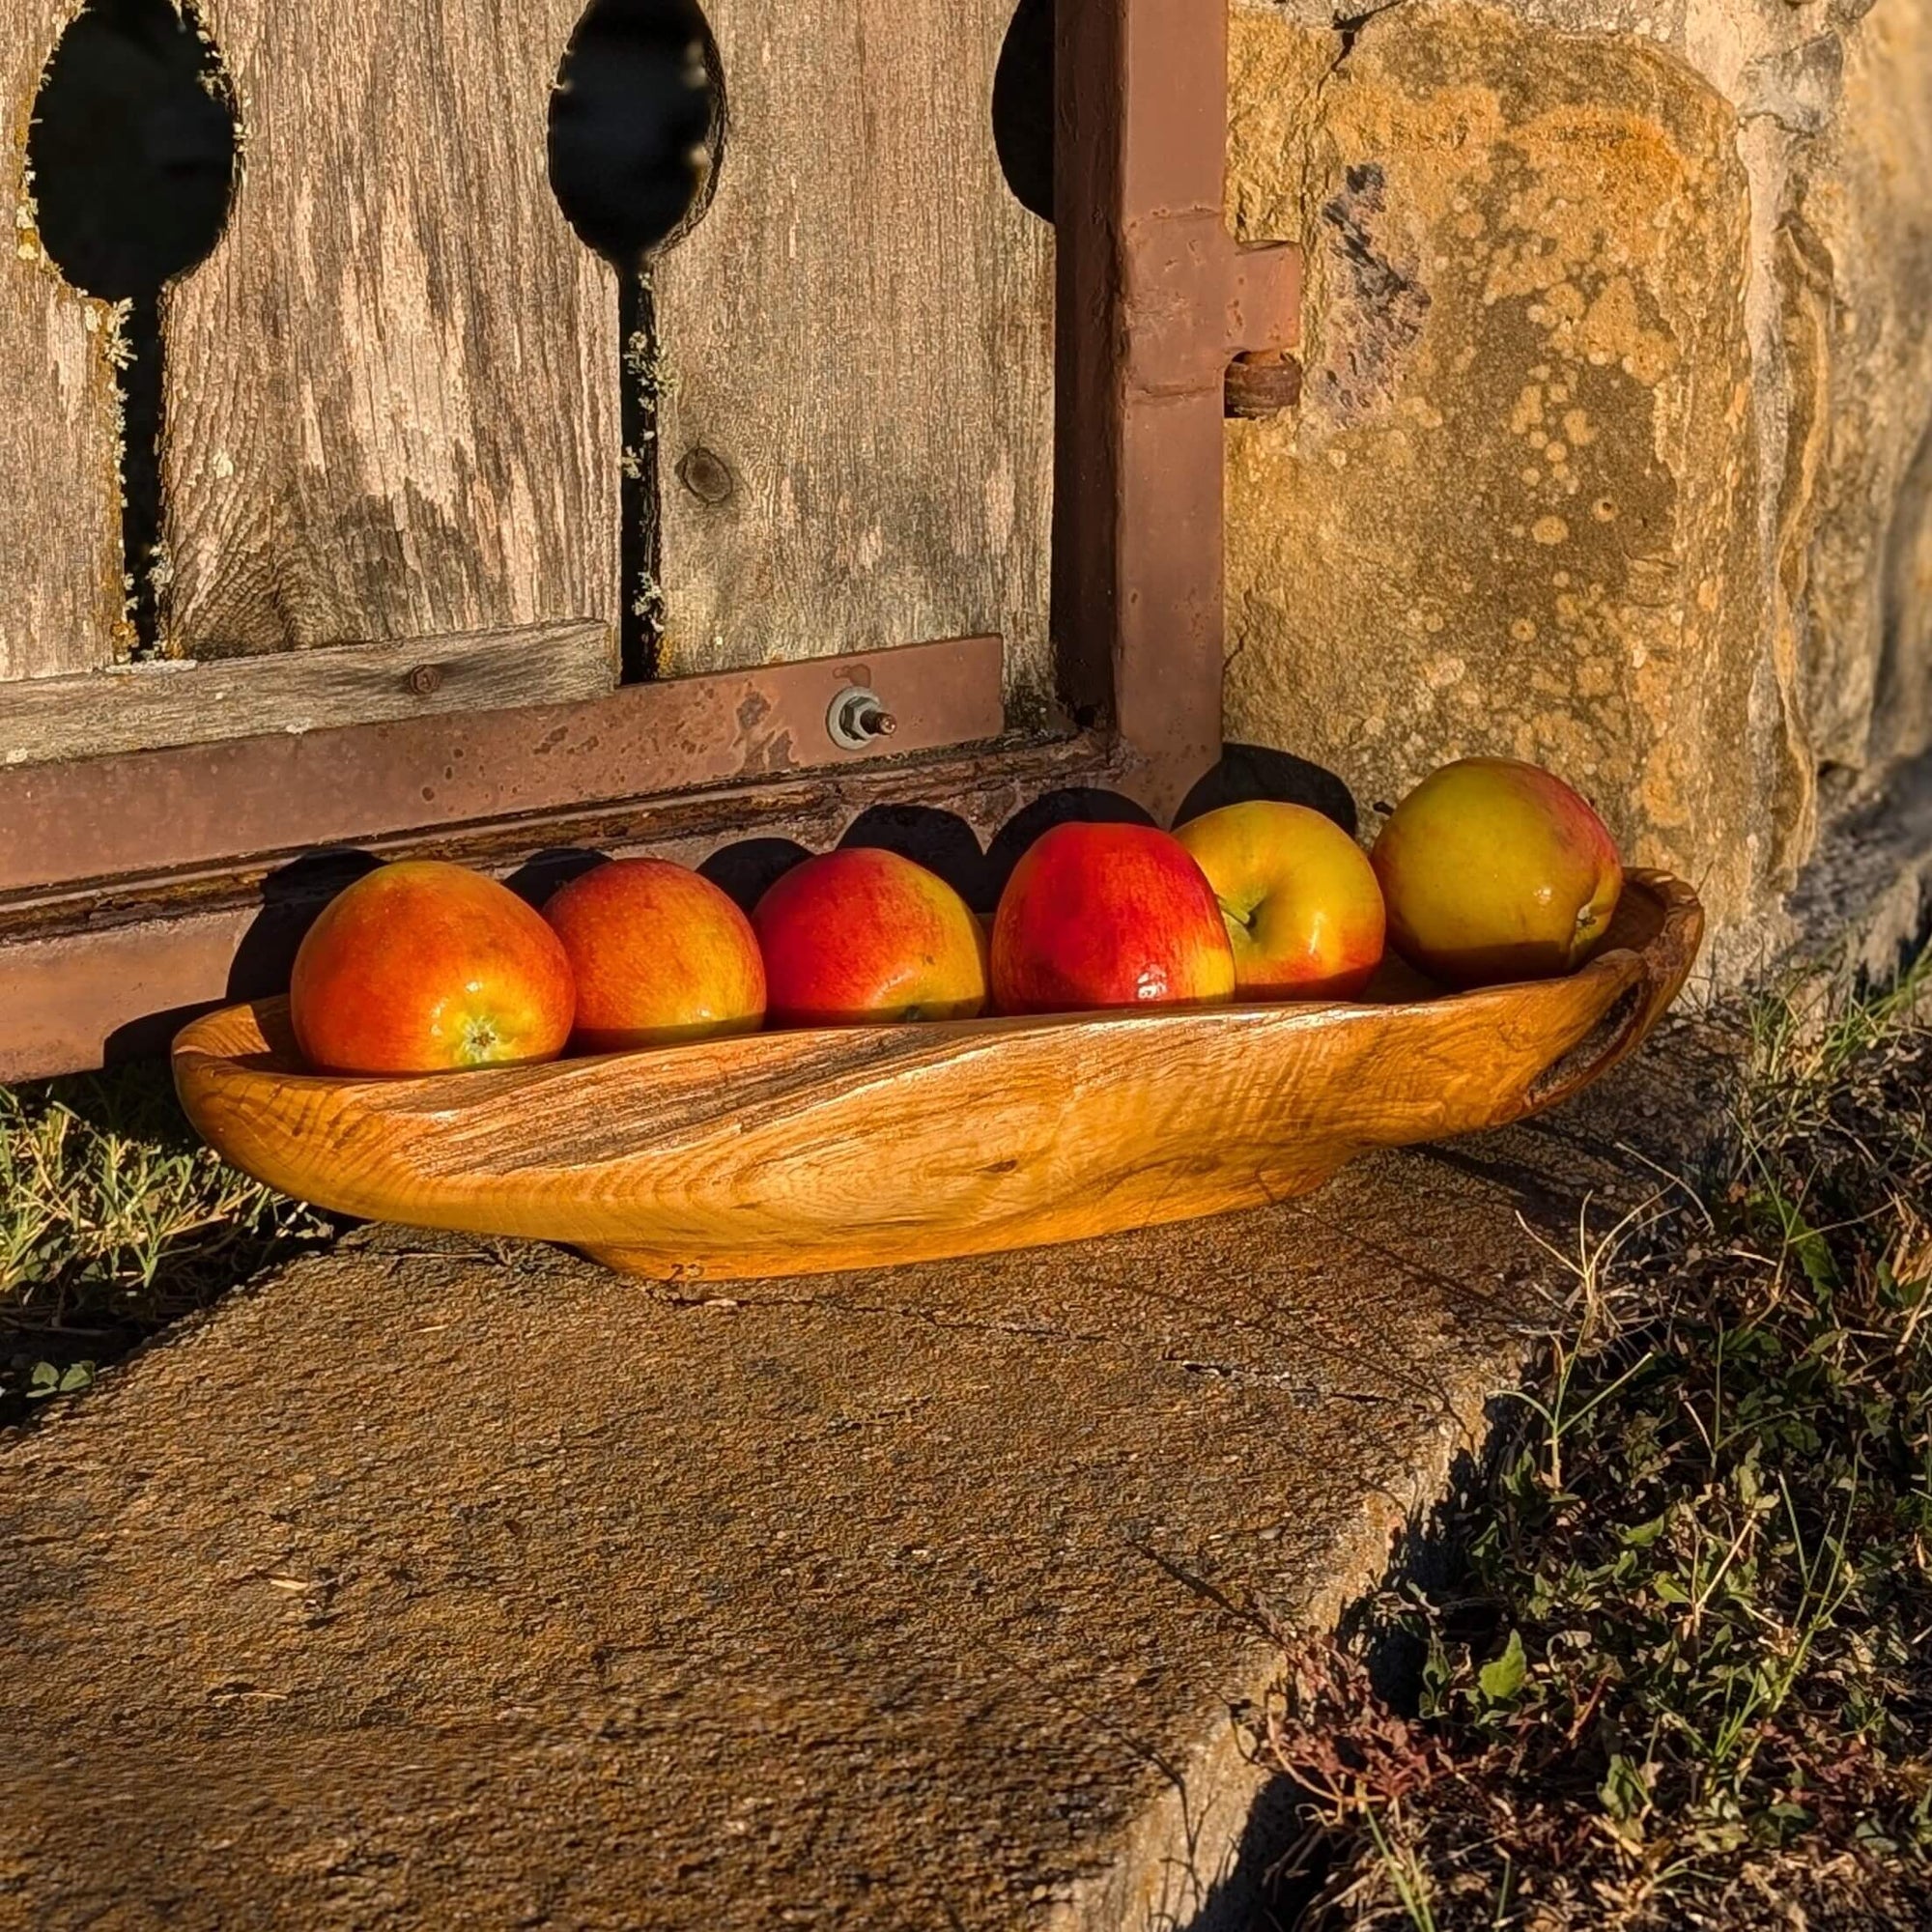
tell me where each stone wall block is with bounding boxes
[1791,0,1932,774]
[1226,0,1769,931]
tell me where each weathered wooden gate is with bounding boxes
[0,0,1298,1081]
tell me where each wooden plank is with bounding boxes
[0,620,617,768]
[653,0,1054,712]
[0,0,127,681]
[159,0,617,655]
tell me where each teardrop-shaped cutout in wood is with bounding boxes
[993,0,1052,224]
[27,0,237,300]
[548,0,724,267]
[27,0,237,655]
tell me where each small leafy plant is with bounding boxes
[26,1360,94,1401]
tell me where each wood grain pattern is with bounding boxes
[159,0,617,656]
[0,0,127,681]
[175,873,1703,1283]
[0,620,615,767]
[653,0,1055,711]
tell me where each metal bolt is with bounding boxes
[405,663,443,696]
[826,686,898,752]
[677,445,735,505]
[1224,350,1303,420]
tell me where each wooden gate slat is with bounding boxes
[0,620,614,768]
[0,0,128,683]
[159,0,618,658]
[653,0,1054,712]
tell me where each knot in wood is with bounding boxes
[677,446,735,506]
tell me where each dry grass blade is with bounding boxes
[1254,949,1932,1930]
[1,1062,329,1419]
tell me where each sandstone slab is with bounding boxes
[1225,0,1775,935]
[0,1078,1685,1931]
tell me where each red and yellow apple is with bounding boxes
[543,858,766,1052]
[991,821,1236,1014]
[290,860,575,1074]
[1371,756,1623,988]
[1176,801,1385,1001]
[753,847,989,1026]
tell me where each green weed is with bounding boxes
[1,1061,329,1420]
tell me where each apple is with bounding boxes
[753,847,989,1026]
[991,821,1236,1014]
[1370,756,1623,988]
[291,860,575,1074]
[1176,801,1385,1000]
[543,858,766,1052]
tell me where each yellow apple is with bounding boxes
[1371,757,1623,988]
[1176,801,1385,1001]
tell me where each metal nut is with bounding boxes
[405,663,443,696]
[677,445,735,505]
[826,687,898,752]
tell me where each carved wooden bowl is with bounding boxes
[173,870,1702,1283]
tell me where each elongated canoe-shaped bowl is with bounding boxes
[174,870,1702,1283]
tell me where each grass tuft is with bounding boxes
[1,1062,330,1422]
[1259,952,1932,1928]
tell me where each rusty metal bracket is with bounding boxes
[1225,242,1305,417]
[1225,240,1303,363]
[1,636,1005,898]
[1119,217,1302,398]
[1055,0,1306,827]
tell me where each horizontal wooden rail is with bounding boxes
[0,623,616,768]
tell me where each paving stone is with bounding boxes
[0,1065,1679,1931]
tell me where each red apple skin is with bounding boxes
[1370,756,1624,989]
[753,847,989,1026]
[1176,801,1385,1001]
[291,861,576,1074]
[991,821,1236,1014]
[543,858,766,1053]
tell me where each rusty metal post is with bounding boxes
[1053,0,1299,826]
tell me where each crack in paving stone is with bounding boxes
[1171,1359,1394,1404]
[652,1288,1120,1346]
[1129,1544,1279,1641]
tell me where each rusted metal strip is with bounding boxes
[1053,0,1301,826]
[0,733,1125,1082]
[0,912,254,1079]
[0,636,1004,896]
